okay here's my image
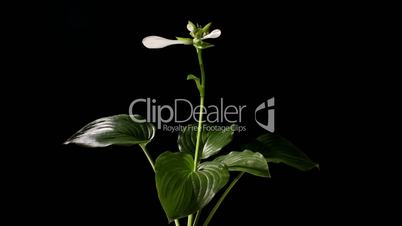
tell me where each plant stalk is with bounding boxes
[203,172,245,226]
[139,144,155,172]
[189,47,206,226]
[193,210,202,226]
[193,48,206,171]
[187,214,193,226]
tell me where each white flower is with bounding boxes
[201,29,221,39]
[142,36,190,49]
[187,22,195,32]
[142,23,221,49]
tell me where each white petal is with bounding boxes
[202,29,221,40]
[187,23,194,32]
[142,36,184,49]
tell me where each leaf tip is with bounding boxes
[63,139,71,145]
[186,74,196,80]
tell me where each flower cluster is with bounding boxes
[142,21,221,49]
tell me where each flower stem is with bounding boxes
[139,144,155,172]
[193,48,206,171]
[175,219,181,226]
[188,47,206,226]
[197,48,206,97]
[203,172,245,226]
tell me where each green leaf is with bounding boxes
[244,133,319,171]
[187,74,200,82]
[64,114,155,147]
[214,150,270,177]
[187,74,202,92]
[200,41,215,49]
[178,124,235,159]
[155,151,229,222]
[194,41,214,49]
[202,22,212,34]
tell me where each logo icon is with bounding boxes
[255,97,275,132]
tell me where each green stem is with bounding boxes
[188,47,206,226]
[187,214,193,226]
[203,172,245,226]
[140,144,179,225]
[193,48,206,171]
[197,48,206,96]
[139,144,155,172]
[193,96,204,170]
[193,210,202,226]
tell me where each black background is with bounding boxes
[3,1,399,225]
